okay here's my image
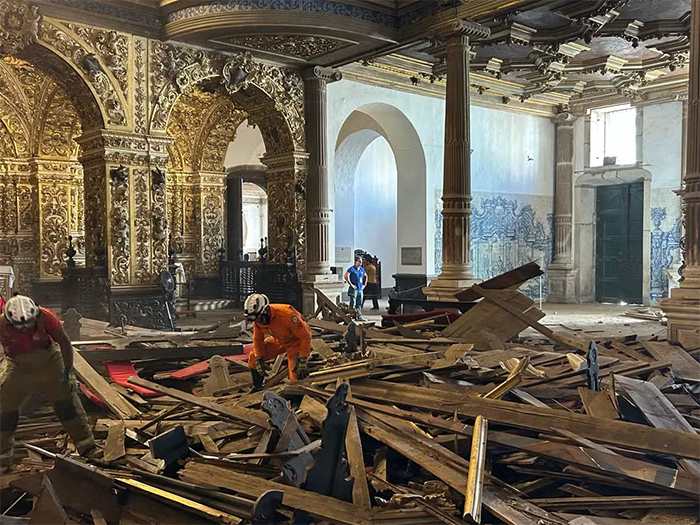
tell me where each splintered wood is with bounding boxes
[4,263,700,525]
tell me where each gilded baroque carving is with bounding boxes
[0,173,18,233]
[39,20,126,127]
[151,167,168,275]
[201,190,223,275]
[222,35,350,60]
[81,163,106,267]
[0,0,40,55]
[17,183,35,234]
[67,24,129,99]
[109,165,130,284]
[39,87,80,158]
[39,182,69,277]
[133,168,151,284]
[134,37,147,135]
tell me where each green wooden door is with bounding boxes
[595,182,644,304]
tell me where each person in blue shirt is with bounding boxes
[344,257,367,319]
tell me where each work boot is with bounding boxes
[78,444,103,460]
[250,369,266,392]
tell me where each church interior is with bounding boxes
[0,0,699,523]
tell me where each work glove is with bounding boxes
[255,358,270,377]
[295,356,309,380]
[61,367,77,391]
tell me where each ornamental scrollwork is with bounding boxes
[38,20,126,127]
[152,168,168,274]
[110,165,130,284]
[201,191,224,275]
[0,0,40,55]
[133,168,151,284]
[39,182,70,277]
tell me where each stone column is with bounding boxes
[661,0,700,348]
[424,19,490,301]
[301,66,345,313]
[226,172,244,261]
[547,112,579,303]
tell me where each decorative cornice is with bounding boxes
[428,19,491,42]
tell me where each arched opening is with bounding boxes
[333,103,426,292]
[0,42,104,299]
[242,182,268,259]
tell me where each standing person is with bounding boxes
[362,257,380,311]
[0,295,98,473]
[344,257,367,319]
[244,293,311,391]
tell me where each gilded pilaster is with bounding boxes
[661,0,700,348]
[262,152,309,275]
[548,112,579,303]
[424,20,490,301]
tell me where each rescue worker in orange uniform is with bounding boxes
[0,295,97,473]
[244,294,311,390]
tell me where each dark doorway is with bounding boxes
[595,182,644,304]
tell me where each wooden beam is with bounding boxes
[78,344,244,364]
[73,351,140,419]
[642,341,700,382]
[127,376,269,429]
[349,379,700,460]
[103,422,126,462]
[345,406,371,510]
[180,462,372,525]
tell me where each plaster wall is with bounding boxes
[328,79,555,296]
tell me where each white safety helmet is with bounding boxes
[3,295,39,329]
[244,293,269,321]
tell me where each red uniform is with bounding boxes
[248,304,311,381]
[0,307,63,357]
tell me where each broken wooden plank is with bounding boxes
[349,379,700,460]
[73,351,140,419]
[455,262,544,302]
[127,376,269,429]
[577,388,619,419]
[463,415,488,524]
[615,374,700,477]
[642,341,700,382]
[345,406,371,511]
[77,344,244,364]
[103,422,126,462]
[180,462,372,525]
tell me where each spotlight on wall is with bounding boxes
[410,76,419,86]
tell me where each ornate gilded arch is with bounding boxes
[150,43,304,153]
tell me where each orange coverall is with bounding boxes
[247,304,311,381]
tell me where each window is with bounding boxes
[590,105,637,167]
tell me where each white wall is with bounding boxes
[224,119,265,168]
[352,137,398,278]
[242,182,267,258]
[328,80,445,278]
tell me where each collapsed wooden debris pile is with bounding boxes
[2,263,699,524]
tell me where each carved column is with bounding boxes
[547,112,579,303]
[261,151,309,270]
[191,171,226,296]
[76,130,173,328]
[303,66,342,276]
[30,160,80,304]
[424,20,490,301]
[661,0,700,348]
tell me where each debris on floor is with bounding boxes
[2,263,699,524]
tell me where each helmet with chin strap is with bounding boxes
[3,295,40,329]
[244,293,269,321]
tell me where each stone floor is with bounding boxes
[179,299,664,340]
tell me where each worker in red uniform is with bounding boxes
[244,293,311,390]
[0,295,97,473]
